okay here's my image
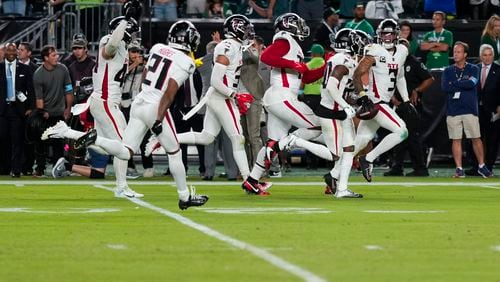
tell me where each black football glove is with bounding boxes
[151,120,163,136]
[357,95,374,108]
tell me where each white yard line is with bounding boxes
[106,244,128,250]
[364,210,446,214]
[480,185,500,190]
[93,185,326,282]
[0,180,499,187]
[365,245,383,251]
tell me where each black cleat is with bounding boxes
[74,129,97,150]
[323,173,337,195]
[179,194,209,210]
[359,156,373,182]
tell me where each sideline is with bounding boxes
[1,180,499,187]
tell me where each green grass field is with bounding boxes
[1,175,500,282]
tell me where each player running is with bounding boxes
[352,19,410,182]
[43,21,209,209]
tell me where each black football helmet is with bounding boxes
[223,14,255,41]
[122,0,142,21]
[332,28,354,54]
[351,29,372,56]
[274,13,310,41]
[109,16,140,45]
[167,20,201,53]
[376,19,399,49]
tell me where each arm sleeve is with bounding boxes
[260,39,297,69]
[105,20,127,56]
[210,62,234,97]
[302,64,326,84]
[326,76,350,108]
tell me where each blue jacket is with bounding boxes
[441,63,479,116]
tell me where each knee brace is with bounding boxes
[90,168,105,179]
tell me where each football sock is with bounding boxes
[168,150,189,202]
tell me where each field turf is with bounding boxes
[1,175,499,282]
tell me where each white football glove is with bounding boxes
[344,106,356,119]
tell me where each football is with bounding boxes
[356,104,379,120]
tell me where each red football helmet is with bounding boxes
[235,93,254,115]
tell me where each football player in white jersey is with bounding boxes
[175,15,257,189]
[242,13,336,195]
[319,28,371,198]
[42,15,143,198]
[42,21,209,209]
[87,16,142,197]
[352,19,410,182]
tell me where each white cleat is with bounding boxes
[335,189,363,199]
[41,120,69,140]
[114,186,144,198]
[144,135,161,157]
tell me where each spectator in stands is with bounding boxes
[154,0,177,21]
[441,41,491,178]
[339,0,357,18]
[249,0,289,20]
[17,42,38,176]
[468,44,500,175]
[27,0,48,17]
[399,21,418,55]
[2,0,26,16]
[33,45,74,176]
[313,7,340,54]
[480,15,500,61]
[296,0,322,21]
[207,0,223,18]
[420,11,453,69]
[0,43,34,177]
[239,35,265,167]
[344,2,375,36]
[385,38,434,177]
[186,0,206,17]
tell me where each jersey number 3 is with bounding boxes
[143,53,172,90]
